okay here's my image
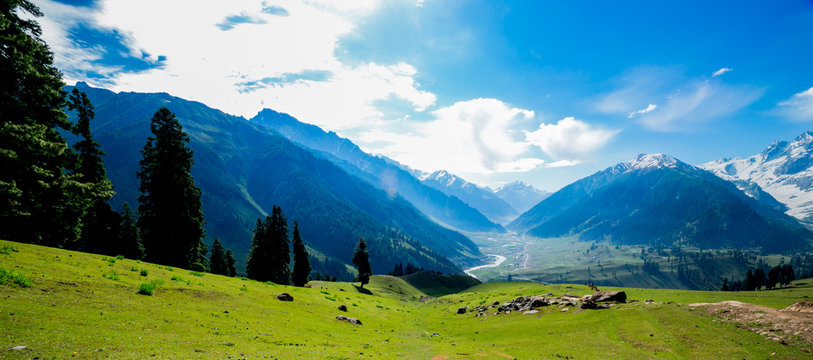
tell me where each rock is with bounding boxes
[597,304,611,310]
[492,301,501,306]
[560,296,580,303]
[523,310,539,315]
[561,307,569,312]
[431,332,440,337]
[581,295,593,302]
[337,304,348,312]
[8,346,26,351]
[592,291,627,303]
[276,293,293,301]
[580,299,597,309]
[527,295,550,308]
[456,306,467,314]
[645,299,655,303]
[784,300,813,313]
[336,315,362,325]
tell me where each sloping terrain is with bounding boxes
[3,240,813,359]
[69,83,481,275]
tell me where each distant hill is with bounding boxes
[419,170,518,225]
[400,271,482,297]
[69,83,482,277]
[250,109,504,233]
[509,154,813,253]
[702,131,813,226]
[494,181,551,215]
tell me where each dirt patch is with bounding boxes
[689,300,813,350]
[430,355,449,360]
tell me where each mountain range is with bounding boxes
[493,181,551,214]
[509,153,813,253]
[702,132,813,227]
[69,83,482,278]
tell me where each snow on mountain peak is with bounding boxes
[625,153,680,170]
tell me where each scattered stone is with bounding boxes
[523,310,539,315]
[645,299,655,303]
[783,300,813,313]
[338,304,348,312]
[8,346,26,351]
[276,293,294,301]
[580,299,597,309]
[431,332,440,337]
[336,315,362,325]
[457,307,467,314]
[591,291,627,303]
[561,307,569,312]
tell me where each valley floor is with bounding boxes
[2,240,812,359]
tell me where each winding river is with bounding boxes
[463,254,507,280]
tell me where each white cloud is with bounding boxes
[778,86,813,121]
[358,98,543,174]
[712,67,733,77]
[34,0,433,131]
[627,104,657,118]
[597,66,763,132]
[546,159,582,168]
[525,117,620,161]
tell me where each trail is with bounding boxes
[464,254,507,280]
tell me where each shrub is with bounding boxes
[0,245,18,255]
[130,267,138,272]
[140,269,149,277]
[115,255,125,260]
[102,271,120,281]
[171,276,191,285]
[138,280,162,295]
[0,268,32,287]
[239,286,248,292]
[190,271,204,277]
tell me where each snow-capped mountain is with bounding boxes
[494,181,551,214]
[508,153,811,252]
[419,170,519,224]
[701,131,813,225]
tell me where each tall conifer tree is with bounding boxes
[0,1,99,248]
[118,202,143,260]
[291,221,310,286]
[352,237,372,288]
[209,238,228,276]
[68,88,118,254]
[246,205,291,284]
[225,249,237,277]
[137,107,207,270]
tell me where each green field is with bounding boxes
[2,239,812,359]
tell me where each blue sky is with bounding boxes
[35,0,813,191]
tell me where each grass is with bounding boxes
[138,280,162,295]
[0,268,32,287]
[401,271,482,297]
[1,239,812,359]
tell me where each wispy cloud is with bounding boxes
[524,117,620,162]
[596,66,763,132]
[712,67,733,77]
[216,13,268,31]
[778,86,813,121]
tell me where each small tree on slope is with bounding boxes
[352,237,372,288]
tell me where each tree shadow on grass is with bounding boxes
[353,284,372,295]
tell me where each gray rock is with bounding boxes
[336,315,362,325]
[523,310,539,315]
[591,291,627,303]
[276,293,293,301]
[337,304,347,312]
[8,346,26,351]
[456,306,467,314]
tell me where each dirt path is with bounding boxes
[689,300,813,351]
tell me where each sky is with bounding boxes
[32,0,813,191]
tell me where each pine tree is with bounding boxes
[68,88,118,254]
[208,238,228,276]
[352,237,372,288]
[291,222,311,287]
[118,202,144,260]
[0,1,100,248]
[246,217,270,281]
[225,249,237,277]
[137,107,207,270]
[246,206,291,284]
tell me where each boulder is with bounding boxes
[276,293,293,301]
[591,291,626,303]
[527,295,550,308]
[523,310,539,315]
[456,306,467,314]
[337,304,348,312]
[580,299,597,309]
[336,315,362,325]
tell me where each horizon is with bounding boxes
[35,0,813,191]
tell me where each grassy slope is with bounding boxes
[2,240,812,359]
[401,271,482,297]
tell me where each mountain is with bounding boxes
[701,132,813,226]
[509,154,812,253]
[69,83,482,277]
[419,170,518,224]
[249,109,504,232]
[494,181,551,214]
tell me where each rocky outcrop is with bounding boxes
[336,315,362,325]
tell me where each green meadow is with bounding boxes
[1,239,811,359]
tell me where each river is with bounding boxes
[463,254,507,280]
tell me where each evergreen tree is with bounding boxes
[68,88,119,254]
[754,268,766,290]
[246,206,290,284]
[118,202,144,260]
[0,1,100,248]
[224,249,237,277]
[744,269,756,291]
[767,266,780,290]
[291,222,311,287]
[352,237,372,288]
[136,107,207,270]
[208,238,228,276]
[721,277,729,291]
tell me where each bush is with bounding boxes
[130,267,138,272]
[0,268,32,287]
[115,255,125,260]
[171,275,191,285]
[140,269,149,277]
[138,280,162,295]
[0,245,18,255]
[102,271,120,281]
[190,271,204,277]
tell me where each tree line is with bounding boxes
[721,264,795,291]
